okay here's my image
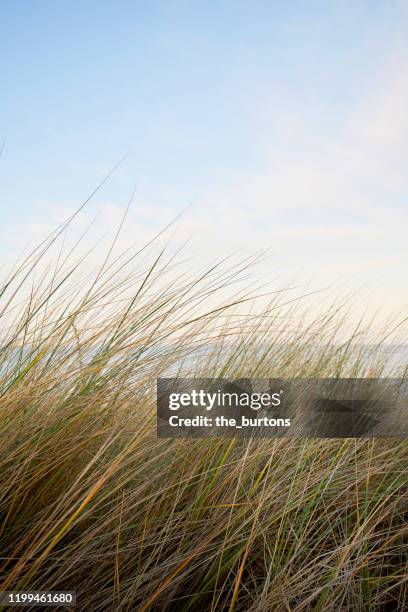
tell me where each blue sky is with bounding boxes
[1,1,407,322]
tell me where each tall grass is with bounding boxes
[0,210,406,611]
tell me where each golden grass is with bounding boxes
[0,210,406,611]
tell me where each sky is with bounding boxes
[1,0,407,328]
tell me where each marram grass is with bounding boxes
[0,219,407,611]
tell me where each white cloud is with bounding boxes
[1,55,407,332]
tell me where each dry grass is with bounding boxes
[0,212,407,611]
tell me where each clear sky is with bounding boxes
[1,1,407,324]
